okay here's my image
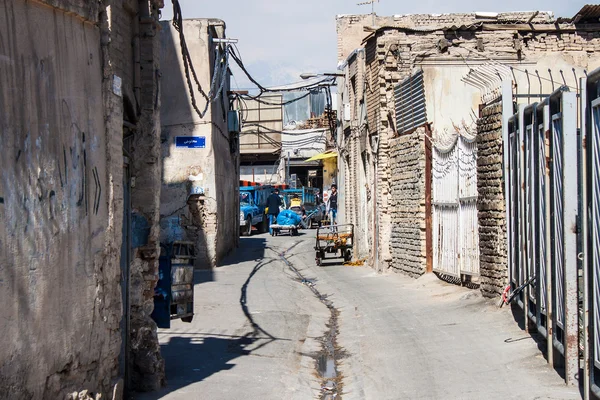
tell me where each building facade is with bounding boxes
[0,0,165,398]
[160,18,239,268]
[337,10,600,293]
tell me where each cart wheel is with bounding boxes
[344,249,352,262]
[316,257,321,266]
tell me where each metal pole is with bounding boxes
[518,104,529,331]
[561,91,579,386]
[501,79,513,290]
[252,168,255,184]
[543,103,554,366]
[287,151,290,185]
[580,76,590,400]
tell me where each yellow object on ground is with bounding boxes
[344,258,366,267]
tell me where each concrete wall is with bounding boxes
[0,1,165,397]
[335,14,395,63]
[0,2,114,397]
[476,103,507,297]
[160,19,239,268]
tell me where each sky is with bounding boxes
[161,0,586,90]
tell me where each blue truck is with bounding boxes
[239,185,272,236]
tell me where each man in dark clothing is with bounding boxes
[327,184,338,225]
[266,189,282,234]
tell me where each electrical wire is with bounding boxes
[241,123,329,135]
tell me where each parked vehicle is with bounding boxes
[239,185,271,236]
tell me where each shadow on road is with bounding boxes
[135,239,288,399]
[220,237,267,266]
[134,333,260,399]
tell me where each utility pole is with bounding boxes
[357,0,379,26]
[286,151,290,185]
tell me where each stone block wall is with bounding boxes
[388,130,427,277]
[476,102,507,297]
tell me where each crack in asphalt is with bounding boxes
[270,242,344,400]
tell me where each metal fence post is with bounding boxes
[518,104,529,331]
[580,75,590,400]
[542,103,554,367]
[502,79,513,287]
[560,91,579,385]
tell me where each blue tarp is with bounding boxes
[277,209,302,226]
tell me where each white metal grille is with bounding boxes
[552,113,565,329]
[394,71,426,135]
[432,137,479,276]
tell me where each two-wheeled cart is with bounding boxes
[270,224,299,236]
[315,224,354,266]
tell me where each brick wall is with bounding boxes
[389,129,427,277]
[339,11,600,284]
[476,102,507,297]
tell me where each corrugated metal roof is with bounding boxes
[573,4,600,22]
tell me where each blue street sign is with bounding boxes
[175,136,206,149]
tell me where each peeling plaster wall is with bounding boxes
[160,19,238,268]
[0,0,165,397]
[0,1,118,398]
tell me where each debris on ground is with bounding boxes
[344,258,366,267]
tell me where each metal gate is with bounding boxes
[504,87,579,385]
[432,136,479,277]
[582,68,600,398]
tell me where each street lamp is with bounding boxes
[300,72,344,80]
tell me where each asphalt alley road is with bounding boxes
[136,230,580,400]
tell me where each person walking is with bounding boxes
[266,188,282,235]
[326,184,338,226]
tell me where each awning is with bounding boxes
[305,151,337,162]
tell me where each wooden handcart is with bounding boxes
[315,224,354,266]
